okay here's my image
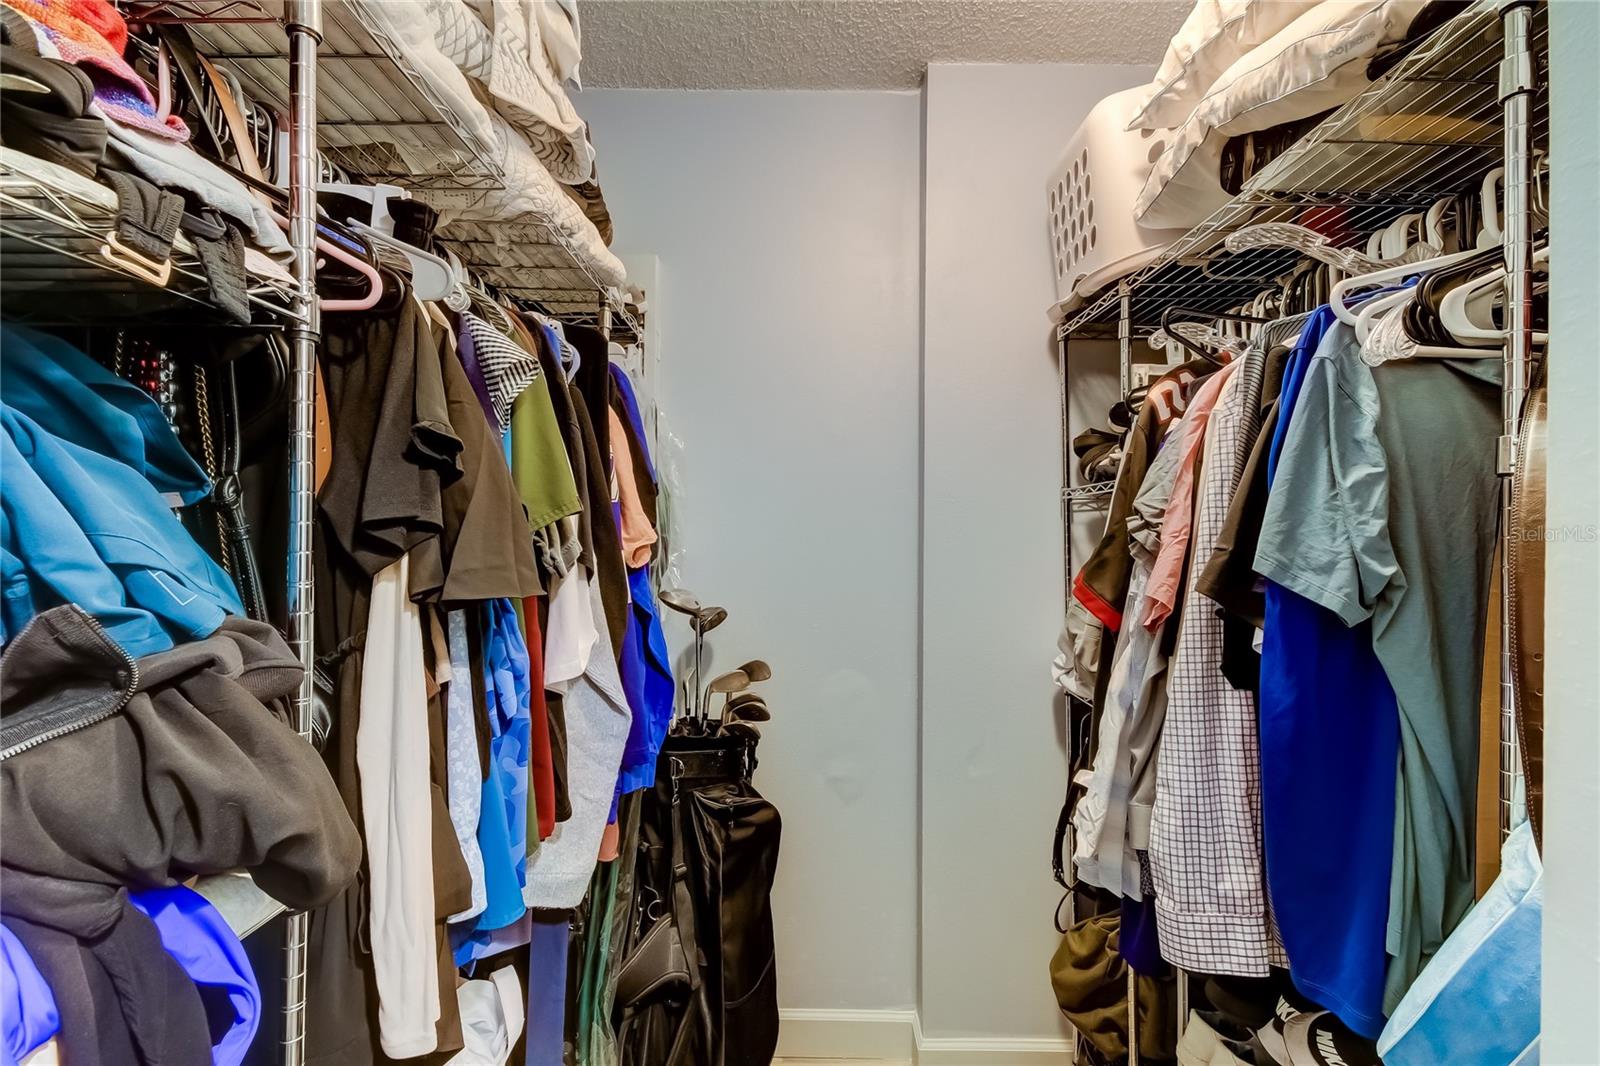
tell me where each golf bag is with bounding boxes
[613,730,782,1066]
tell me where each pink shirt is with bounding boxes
[609,408,658,569]
[1141,361,1239,632]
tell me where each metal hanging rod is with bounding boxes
[279,2,321,1063]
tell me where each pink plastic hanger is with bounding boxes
[269,211,383,311]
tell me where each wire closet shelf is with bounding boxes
[129,0,638,330]
[442,218,643,337]
[0,149,302,324]
[142,0,503,191]
[1057,0,1549,340]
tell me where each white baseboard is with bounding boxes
[777,1008,1077,1064]
[777,1008,919,1060]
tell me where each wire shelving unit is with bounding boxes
[1054,3,1548,1063]
[1057,0,1547,341]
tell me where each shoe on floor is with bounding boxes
[1284,1011,1380,1066]
[1179,1010,1258,1066]
[1250,997,1305,1066]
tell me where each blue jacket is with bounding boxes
[1,324,242,654]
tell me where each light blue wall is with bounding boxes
[583,63,1149,1045]
[919,61,1150,1042]
[1542,3,1600,1061]
[580,89,926,1015]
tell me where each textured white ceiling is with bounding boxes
[579,0,1188,90]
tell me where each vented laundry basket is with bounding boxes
[1048,86,1189,315]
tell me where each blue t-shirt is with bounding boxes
[129,885,260,1066]
[452,599,533,965]
[1255,309,1400,1038]
[616,565,675,795]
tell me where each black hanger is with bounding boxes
[1406,245,1502,345]
[1159,305,1273,367]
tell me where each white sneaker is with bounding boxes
[1250,997,1308,1066]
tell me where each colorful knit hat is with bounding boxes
[2,0,188,141]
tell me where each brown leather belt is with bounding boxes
[1509,360,1546,849]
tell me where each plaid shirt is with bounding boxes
[1150,368,1286,975]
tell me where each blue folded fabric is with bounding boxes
[452,599,533,966]
[616,566,674,795]
[1378,820,1541,1066]
[1,925,59,1066]
[128,885,260,1066]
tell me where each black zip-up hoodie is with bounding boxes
[1,604,361,1064]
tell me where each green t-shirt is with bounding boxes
[510,373,582,531]
[1369,352,1501,1011]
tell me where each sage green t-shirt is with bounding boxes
[510,373,581,531]
[1369,351,1501,1011]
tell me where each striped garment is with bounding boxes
[460,312,543,433]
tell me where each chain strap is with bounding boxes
[191,361,231,571]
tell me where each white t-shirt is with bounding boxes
[358,553,441,1058]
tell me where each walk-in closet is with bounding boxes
[0,2,1594,1065]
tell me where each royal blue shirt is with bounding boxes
[616,566,675,795]
[1256,307,1399,1038]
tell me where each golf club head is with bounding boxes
[721,720,762,742]
[725,694,771,723]
[735,659,772,683]
[697,605,728,633]
[705,669,751,696]
[658,588,702,616]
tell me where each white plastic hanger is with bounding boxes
[441,250,473,312]
[322,181,409,235]
[1381,211,1430,259]
[1477,167,1505,248]
[1329,244,1485,326]
[1353,286,1414,344]
[1333,168,1508,327]
[1423,197,1452,250]
[1226,223,1394,274]
[1351,206,1451,343]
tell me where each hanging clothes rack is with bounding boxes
[0,0,638,1058]
[1054,2,1547,1060]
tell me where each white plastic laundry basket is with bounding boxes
[1048,85,1189,314]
